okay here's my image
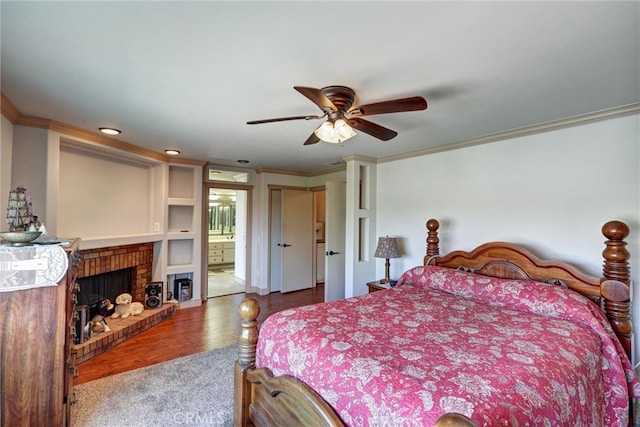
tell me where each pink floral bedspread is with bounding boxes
[256,266,640,426]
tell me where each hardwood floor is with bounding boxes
[75,286,325,384]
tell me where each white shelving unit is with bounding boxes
[166,164,202,309]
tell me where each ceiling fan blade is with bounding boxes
[247,114,324,125]
[294,86,337,113]
[303,132,321,145]
[348,96,427,117]
[349,118,398,141]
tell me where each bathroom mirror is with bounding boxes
[209,203,235,235]
[209,188,236,235]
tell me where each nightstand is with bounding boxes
[367,280,396,293]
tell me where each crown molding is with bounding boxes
[1,93,21,123]
[309,165,346,176]
[256,168,308,176]
[378,103,640,164]
[1,92,180,163]
[256,165,346,177]
[168,158,207,166]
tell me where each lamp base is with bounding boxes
[383,258,391,284]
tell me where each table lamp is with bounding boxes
[374,236,401,283]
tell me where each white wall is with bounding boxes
[0,116,13,229]
[308,169,345,187]
[11,126,49,222]
[58,143,153,238]
[376,113,640,359]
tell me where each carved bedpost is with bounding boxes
[426,219,440,261]
[234,298,261,427]
[238,298,260,367]
[602,221,631,283]
[600,220,633,361]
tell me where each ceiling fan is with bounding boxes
[246,86,427,145]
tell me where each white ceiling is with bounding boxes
[2,1,638,174]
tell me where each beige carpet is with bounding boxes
[72,345,236,426]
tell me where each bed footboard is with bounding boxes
[234,298,344,426]
[234,298,477,427]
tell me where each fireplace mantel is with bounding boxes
[78,233,164,251]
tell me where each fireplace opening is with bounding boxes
[77,268,132,307]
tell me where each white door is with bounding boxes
[280,189,314,293]
[324,181,346,302]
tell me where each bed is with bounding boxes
[234,219,638,426]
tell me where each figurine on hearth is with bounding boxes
[91,298,114,333]
[111,293,144,319]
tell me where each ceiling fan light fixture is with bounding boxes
[314,119,356,144]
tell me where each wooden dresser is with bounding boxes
[1,239,81,427]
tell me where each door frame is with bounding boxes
[202,182,253,300]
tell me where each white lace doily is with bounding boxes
[0,244,69,292]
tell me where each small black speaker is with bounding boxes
[145,282,163,309]
[174,278,193,302]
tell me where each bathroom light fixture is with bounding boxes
[314,119,356,144]
[98,127,121,136]
[164,149,181,156]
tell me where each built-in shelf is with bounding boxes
[168,166,196,199]
[165,164,202,309]
[167,239,193,266]
[167,231,196,240]
[168,205,195,232]
[167,197,196,206]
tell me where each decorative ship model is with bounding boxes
[6,186,34,232]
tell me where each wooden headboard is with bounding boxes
[422,218,633,361]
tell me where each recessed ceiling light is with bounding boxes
[165,149,181,156]
[237,160,250,164]
[98,127,121,136]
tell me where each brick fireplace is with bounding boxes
[77,242,154,303]
[74,242,175,364]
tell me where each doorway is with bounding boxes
[207,186,248,298]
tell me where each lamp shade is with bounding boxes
[374,237,401,259]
